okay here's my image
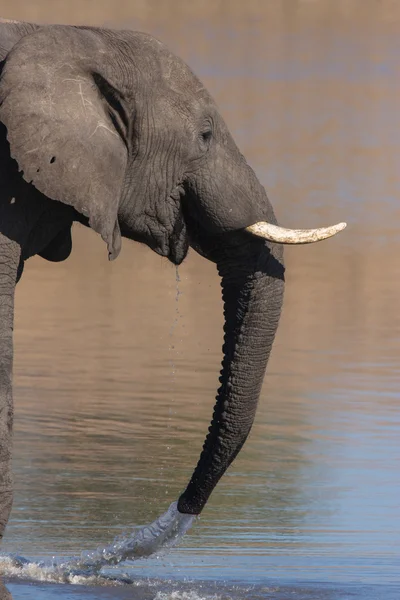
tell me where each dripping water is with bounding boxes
[166,266,183,452]
[168,266,183,378]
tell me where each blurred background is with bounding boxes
[1,0,399,588]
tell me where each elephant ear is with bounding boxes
[0,25,127,259]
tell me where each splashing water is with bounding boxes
[75,501,194,569]
[0,501,195,584]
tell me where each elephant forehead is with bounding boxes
[124,31,211,100]
[161,60,211,104]
[151,91,211,131]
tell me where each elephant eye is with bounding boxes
[200,128,213,147]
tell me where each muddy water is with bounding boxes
[1,1,400,598]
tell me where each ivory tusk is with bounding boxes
[244,221,347,244]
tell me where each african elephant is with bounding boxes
[0,19,345,542]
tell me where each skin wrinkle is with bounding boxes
[119,93,189,261]
[162,140,182,227]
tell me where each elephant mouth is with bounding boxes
[149,184,189,266]
[166,219,189,265]
[161,185,188,265]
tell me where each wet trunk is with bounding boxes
[0,234,20,539]
[178,239,284,514]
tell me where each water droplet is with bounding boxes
[168,266,183,406]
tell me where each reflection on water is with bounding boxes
[1,0,400,597]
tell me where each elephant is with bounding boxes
[0,18,346,543]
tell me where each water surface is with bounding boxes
[1,1,399,598]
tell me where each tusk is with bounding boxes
[244,221,347,244]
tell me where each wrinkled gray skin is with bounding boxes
[0,19,285,539]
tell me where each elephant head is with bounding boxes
[0,22,345,529]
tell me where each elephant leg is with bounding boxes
[0,233,20,540]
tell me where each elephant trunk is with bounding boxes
[177,239,284,515]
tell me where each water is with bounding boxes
[1,1,400,599]
[0,501,194,585]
